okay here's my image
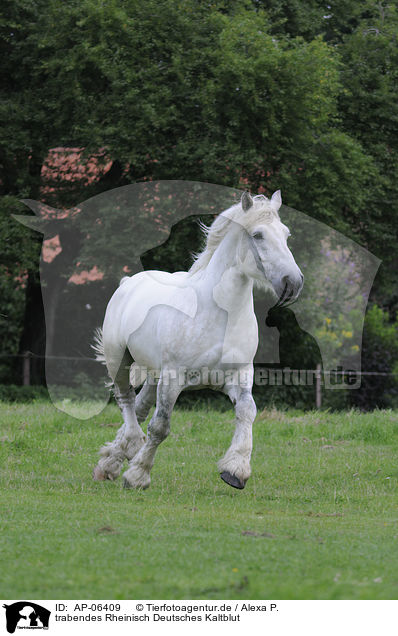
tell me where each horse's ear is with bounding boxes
[270,190,282,212]
[241,191,253,212]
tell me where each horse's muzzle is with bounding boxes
[276,272,304,306]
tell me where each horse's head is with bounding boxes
[238,191,304,305]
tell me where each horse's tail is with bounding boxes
[91,326,106,364]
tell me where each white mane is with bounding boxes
[188,194,278,275]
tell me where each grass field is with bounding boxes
[0,401,398,600]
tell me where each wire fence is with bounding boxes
[1,351,397,373]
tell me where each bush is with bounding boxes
[350,304,398,409]
[0,384,49,402]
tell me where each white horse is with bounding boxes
[93,190,303,490]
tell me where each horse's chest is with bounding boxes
[165,305,258,368]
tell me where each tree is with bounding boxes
[337,2,398,310]
[0,0,396,398]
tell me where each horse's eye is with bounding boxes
[252,232,263,240]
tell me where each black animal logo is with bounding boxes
[265,306,323,370]
[2,602,50,633]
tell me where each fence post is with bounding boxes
[315,363,322,409]
[23,351,31,386]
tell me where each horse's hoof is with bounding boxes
[122,477,150,490]
[220,471,246,489]
[93,465,113,481]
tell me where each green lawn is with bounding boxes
[0,401,398,599]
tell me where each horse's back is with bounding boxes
[102,269,197,370]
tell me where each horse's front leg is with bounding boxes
[122,373,181,490]
[218,386,256,489]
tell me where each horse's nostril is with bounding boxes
[279,273,303,306]
[282,275,295,293]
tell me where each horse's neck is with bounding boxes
[198,229,254,315]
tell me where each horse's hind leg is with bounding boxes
[123,372,181,490]
[135,379,157,425]
[93,350,151,481]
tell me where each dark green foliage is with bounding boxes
[0,384,49,402]
[0,0,397,407]
[351,305,398,410]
